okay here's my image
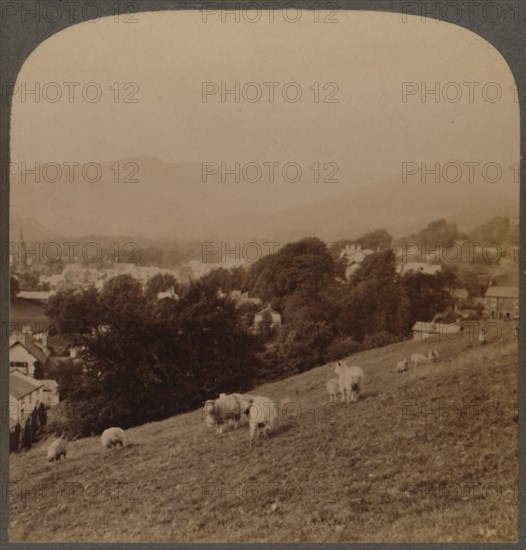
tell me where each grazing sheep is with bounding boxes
[396,358,409,373]
[334,362,364,403]
[101,427,126,449]
[242,395,278,445]
[326,378,340,401]
[410,350,437,367]
[47,435,67,462]
[204,393,249,436]
[478,330,487,345]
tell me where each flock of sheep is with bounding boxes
[395,349,439,373]
[205,360,365,445]
[47,427,125,462]
[204,392,281,445]
[46,329,491,457]
[326,361,364,403]
[394,328,488,375]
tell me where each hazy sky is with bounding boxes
[10,10,519,238]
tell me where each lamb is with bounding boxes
[410,350,438,367]
[204,393,249,436]
[47,434,67,462]
[326,378,340,401]
[101,427,126,449]
[478,330,487,345]
[396,358,409,373]
[334,362,364,403]
[242,395,278,445]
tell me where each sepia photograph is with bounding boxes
[1,1,524,545]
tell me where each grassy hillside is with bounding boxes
[9,322,518,542]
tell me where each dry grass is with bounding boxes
[9,322,518,542]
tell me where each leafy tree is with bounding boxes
[268,320,333,374]
[401,270,455,326]
[340,250,410,341]
[355,229,393,251]
[245,237,336,317]
[53,276,262,434]
[469,216,518,244]
[408,219,464,253]
[45,287,100,335]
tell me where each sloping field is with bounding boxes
[9,322,518,542]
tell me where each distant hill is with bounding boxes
[10,215,63,244]
[267,177,518,243]
[10,157,518,244]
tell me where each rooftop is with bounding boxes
[484,286,519,299]
[10,334,51,364]
[10,371,44,400]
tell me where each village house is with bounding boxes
[411,321,461,342]
[39,273,65,292]
[484,286,519,320]
[339,244,374,280]
[9,370,44,429]
[157,287,180,301]
[252,304,282,334]
[9,334,51,377]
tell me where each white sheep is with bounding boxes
[101,427,126,449]
[478,330,487,345]
[396,358,409,373]
[204,393,249,436]
[242,395,278,445]
[334,362,364,403]
[47,434,67,462]
[326,378,340,401]
[410,350,437,367]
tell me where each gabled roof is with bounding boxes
[256,304,280,315]
[16,291,53,302]
[484,286,519,299]
[10,334,50,364]
[10,371,44,400]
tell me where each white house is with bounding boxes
[9,371,44,428]
[157,287,180,301]
[252,304,282,334]
[339,244,374,280]
[412,321,461,341]
[9,335,51,378]
[484,286,519,320]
